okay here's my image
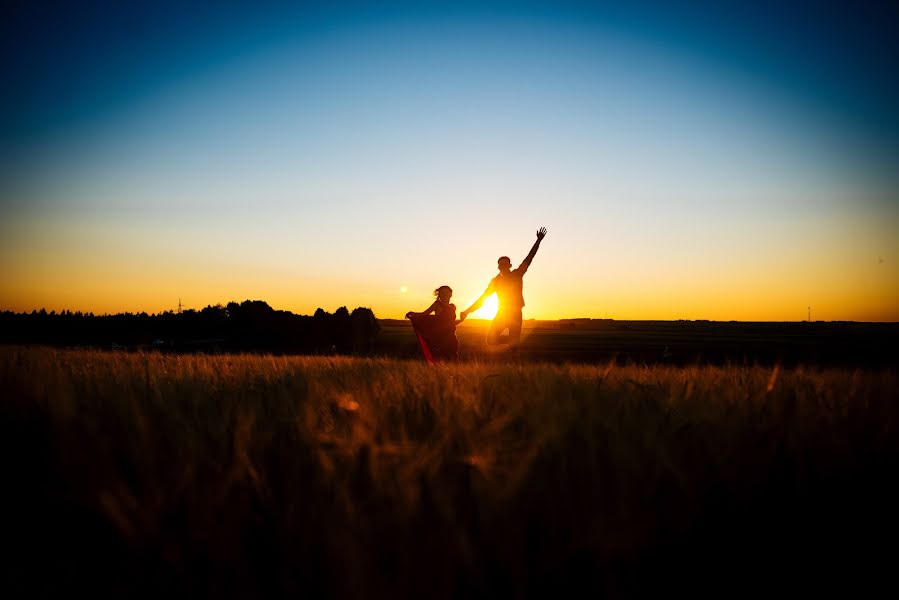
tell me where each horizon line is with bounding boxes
[3,306,895,325]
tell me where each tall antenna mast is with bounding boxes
[178,298,182,314]
[807,306,810,322]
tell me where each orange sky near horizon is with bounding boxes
[2,208,896,322]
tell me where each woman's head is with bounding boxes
[434,285,453,301]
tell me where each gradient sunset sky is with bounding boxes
[2,0,897,321]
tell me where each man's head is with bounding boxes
[497,256,512,274]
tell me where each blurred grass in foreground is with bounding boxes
[2,347,897,598]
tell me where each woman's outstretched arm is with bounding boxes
[406,301,439,318]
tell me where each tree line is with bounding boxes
[0,300,380,355]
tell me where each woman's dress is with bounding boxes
[409,302,459,362]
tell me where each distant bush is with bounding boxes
[0,300,380,355]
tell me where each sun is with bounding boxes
[469,294,498,320]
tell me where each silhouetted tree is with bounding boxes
[0,300,381,357]
[351,307,380,354]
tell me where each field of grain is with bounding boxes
[2,346,897,598]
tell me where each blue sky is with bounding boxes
[1,1,897,320]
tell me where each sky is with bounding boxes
[1,0,897,321]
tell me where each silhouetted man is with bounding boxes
[459,227,547,351]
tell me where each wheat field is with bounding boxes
[2,346,897,598]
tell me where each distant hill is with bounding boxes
[377,317,898,368]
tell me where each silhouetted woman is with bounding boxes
[406,285,460,362]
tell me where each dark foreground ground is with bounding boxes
[376,319,899,368]
[3,347,898,599]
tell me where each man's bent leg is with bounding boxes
[507,311,524,351]
[487,315,509,346]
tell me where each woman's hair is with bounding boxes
[434,285,452,298]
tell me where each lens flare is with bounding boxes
[470,294,499,320]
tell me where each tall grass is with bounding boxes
[2,347,897,598]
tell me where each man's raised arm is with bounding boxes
[518,227,548,272]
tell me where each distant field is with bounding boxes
[3,346,897,598]
[376,319,899,367]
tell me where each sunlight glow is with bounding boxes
[469,294,498,320]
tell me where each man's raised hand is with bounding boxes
[537,227,547,240]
